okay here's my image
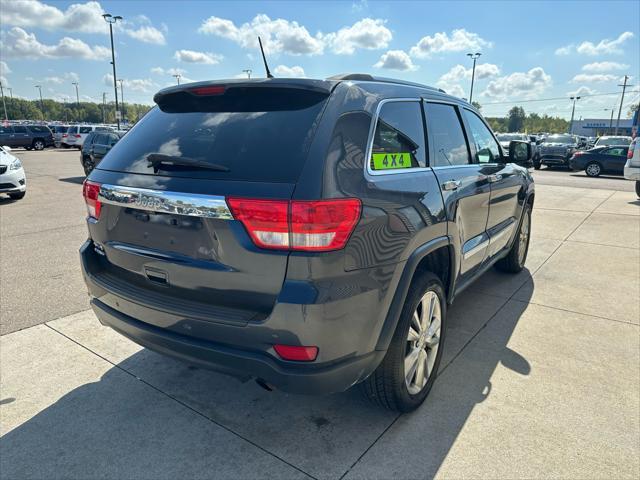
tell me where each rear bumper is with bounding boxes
[80,240,388,394]
[90,297,383,394]
[624,165,640,181]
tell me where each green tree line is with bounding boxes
[484,106,569,134]
[0,97,152,124]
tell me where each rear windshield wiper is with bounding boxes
[146,153,230,172]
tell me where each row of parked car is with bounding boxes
[0,123,120,151]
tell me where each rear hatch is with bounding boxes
[85,80,332,327]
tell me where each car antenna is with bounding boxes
[258,36,274,79]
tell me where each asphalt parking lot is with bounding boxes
[1,148,639,479]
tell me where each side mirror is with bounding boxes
[509,140,532,167]
[1,146,11,152]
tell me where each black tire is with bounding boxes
[361,272,446,413]
[9,191,26,200]
[585,162,602,177]
[495,204,531,274]
[24,147,32,151]
[533,162,541,170]
[32,139,45,151]
[635,181,640,198]
[82,156,95,176]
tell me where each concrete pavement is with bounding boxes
[1,150,639,479]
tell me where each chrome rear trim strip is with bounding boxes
[98,184,233,220]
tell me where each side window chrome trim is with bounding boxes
[364,98,430,177]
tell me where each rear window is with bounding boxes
[79,126,93,134]
[98,88,328,182]
[54,126,68,133]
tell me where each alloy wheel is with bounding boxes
[404,291,441,395]
[518,210,530,266]
[586,163,601,177]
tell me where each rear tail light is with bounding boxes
[83,180,102,219]
[74,134,81,138]
[628,142,635,160]
[273,344,318,362]
[227,198,361,252]
[62,133,68,138]
[573,151,585,156]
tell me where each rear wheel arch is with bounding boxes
[374,237,454,352]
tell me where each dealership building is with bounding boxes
[571,118,634,136]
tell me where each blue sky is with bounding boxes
[1,0,639,119]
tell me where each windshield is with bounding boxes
[54,126,68,133]
[597,137,631,146]
[98,89,329,182]
[543,135,575,144]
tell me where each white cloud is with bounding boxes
[571,73,618,83]
[438,63,500,84]
[103,73,157,93]
[567,86,597,97]
[556,32,634,56]
[174,49,222,65]
[0,61,11,87]
[125,25,166,45]
[410,29,491,58]
[273,65,306,77]
[582,61,629,72]
[443,84,465,98]
[1,27,110,60]
[555,45,573,56]
[325,18,392,55]
[577,31,634,55]
[483,67,552,99]
[42,71,79,85]
[199,14,324,56]
[3,1,166,45]
[374,50,417,71]
[2,0,105,33]
[198,14,391,56]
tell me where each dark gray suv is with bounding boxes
[80,75,534,412]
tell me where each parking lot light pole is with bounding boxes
[72,82,80,107]
[173,74,181,85]
[243,69,252,79]
[35,85,44,120]
[466,52,481,103]
[569,96,581,134]
[103,13,123,130]
[118,79,125,125]
[0,81,8,121]
[615,75,633,135]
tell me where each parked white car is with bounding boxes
[0,146,26,200]
[624,138,640,197]
[62,125,113,149]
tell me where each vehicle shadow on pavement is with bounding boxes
[58,176,85,185]
[0,272,534,480]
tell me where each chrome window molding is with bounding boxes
[98,184,234,220]
[364,98,431,177]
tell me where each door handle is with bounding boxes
[442,180,461,191]
[487,174,503,183]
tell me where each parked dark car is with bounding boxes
[537,134,579,168]
[570,145,630,177]
[81,75,534,412]
[80,130,124,175]
[0,124,54,150]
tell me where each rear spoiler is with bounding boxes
[154,79,336,112]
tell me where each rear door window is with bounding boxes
[28,126,50,134]
[370,101,426,171]
[80,126,93,134]
[424,103,470,167]
[98,88,329,182]
[13,126,27,134]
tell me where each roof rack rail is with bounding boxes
[327,73,446,93]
